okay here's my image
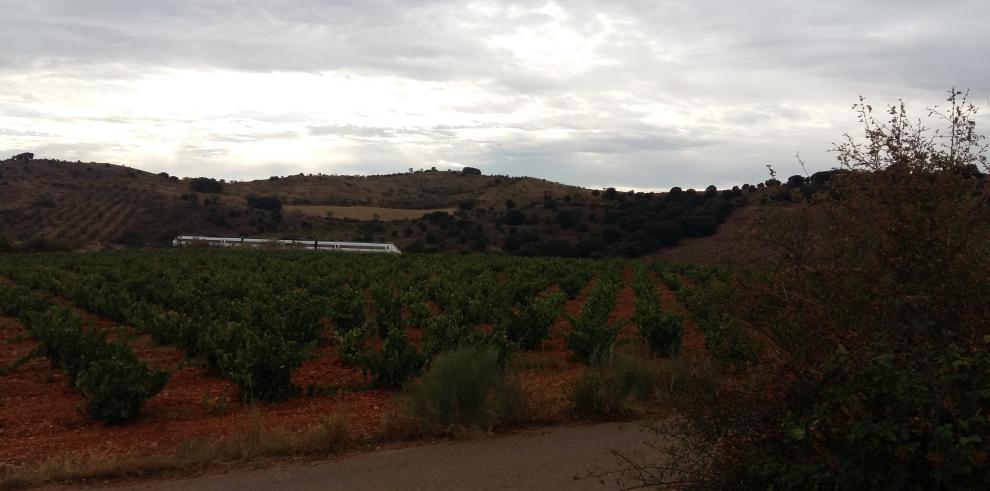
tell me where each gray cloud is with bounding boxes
[0,0,986,188]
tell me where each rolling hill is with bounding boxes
[0,156,753,257]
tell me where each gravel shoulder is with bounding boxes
[49,422,659,491]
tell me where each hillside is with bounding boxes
[0,156,752,257]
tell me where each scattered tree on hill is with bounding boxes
[246,195,282,211]
[502,209,526,226]
[189,177,223,193]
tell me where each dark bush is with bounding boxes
[21,305,169,423]
[554,210,578,228]
[76,347,170,424]
[246,195,282,211]
[363,328,426,389]
[502,209,526,226]
[516,239,576,258]
[502,292,566,350]
[644,221,682,247]
[189,177,223,193]
[576,236,609,258]
[600,227,624,244]
[615,240,647,258]
[677,214,718,238]
[626,90,990,490]
[209,323,309,401]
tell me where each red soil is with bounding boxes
[612,269,639,343]
[0,270,705,473]
[0,314,395,470]
[0,277,602,471]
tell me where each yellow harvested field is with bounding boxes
[285,205,455,221]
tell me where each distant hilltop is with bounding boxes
[0,156,797,259]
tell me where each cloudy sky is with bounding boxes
[2,1,988,190]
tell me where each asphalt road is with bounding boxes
[58,422,659,491]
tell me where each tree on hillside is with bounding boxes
[189,177,223,193]
[246,195,282,211]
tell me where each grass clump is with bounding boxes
[404,345,519,433]
[570,354,659,419]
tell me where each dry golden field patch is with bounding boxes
[284,205,455,221]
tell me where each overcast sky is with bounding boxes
[2,1,988,190]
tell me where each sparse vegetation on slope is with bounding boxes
[0,158,752,257]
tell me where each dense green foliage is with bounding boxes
[500,291,566,350]
[0,250,664,401]
[566,268,623,363]
[632,266,683,357]
[626,91,990,490]
[0,284,168,423]
[188,177,223,193]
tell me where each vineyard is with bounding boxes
[0,249,731,475]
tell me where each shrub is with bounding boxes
[566,276,622,363]
[334,323,367,366]
[576,236,609,258]
[404,346,502,432]
[571,355,658,418]
[621,90,990,490]
[502,209,526,226]
[558,273,587,299]
[701,314,758,367]
[566,312,621,364]
[635,304,683,357]
[76,347,170,424]
[270,289,325,343]
[27,307,113,385]
[502,292,566,350]
[208,323,310,401]
[189,177,223,193]
[328,285,364,332]
[246,195,282,211]
[740,342,990,489]
[554,210,578,228]
[363,328,426,389]
[677,214,719,238]
[18,304,169,423]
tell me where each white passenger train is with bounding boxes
[171,236,401,254]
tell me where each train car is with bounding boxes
[171,236,401,254]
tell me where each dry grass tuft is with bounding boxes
[0,411,351,489]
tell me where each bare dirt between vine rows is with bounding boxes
[42,422,657,491]
[0,268,692,488]
[0,277,609,470]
